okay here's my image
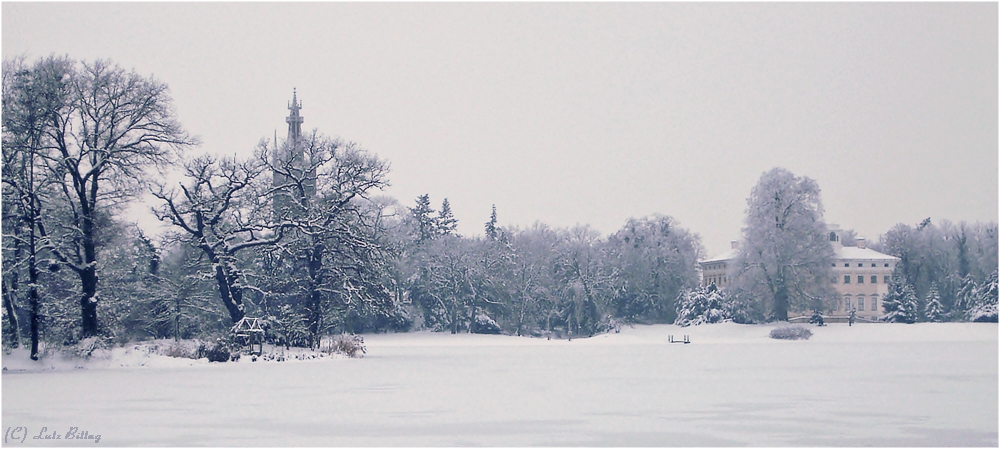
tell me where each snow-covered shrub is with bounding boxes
[165,341,197,359]
[769,326,812,340]
[675,284,730,327]
[200,338,239,362]
[328,333,366,358]
[68,336,112,359]
[470,313,501,334]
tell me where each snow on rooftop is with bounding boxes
[701,244,898,264]
[701,248,738,264]
[836,245,900,261]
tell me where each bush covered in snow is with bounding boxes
[199,338,240,362]
[69,337,112,360]
[164,340,200,359]
[674,284,731,327]
[327,334,366,358]
[769,326,812,340]
[471,313,501,334]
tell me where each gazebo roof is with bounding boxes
[232,317,265,334]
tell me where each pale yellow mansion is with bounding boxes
[699,226,899,321]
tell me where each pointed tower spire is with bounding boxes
[286,88,303,141]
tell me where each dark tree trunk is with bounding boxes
[78,198,101,337]
[4,235,21,349]
[79,265,99,337]
[2,284,19,349]
[773,281,790,322]
[306,239,324,349]
[516,294,527,337]
[174,295,181,342]
[451,297,458,334]
[467,303,476,334]
[205,248,245,324]
[28,230,40,359]
[29,267,39,359]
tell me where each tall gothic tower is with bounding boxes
[286,88,303,141]
[273,89,316,218]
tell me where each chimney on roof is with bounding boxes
[731,241,740,250]
[856,238,867,249]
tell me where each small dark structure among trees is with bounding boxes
[232,317,265,355]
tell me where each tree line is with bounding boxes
[674,168,998,326]
[3,57,996,359]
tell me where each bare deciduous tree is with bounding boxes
[153,155,289,324]
[15,58,198,337]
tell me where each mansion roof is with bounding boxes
[701,244,899,265]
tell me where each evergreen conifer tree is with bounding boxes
[437,198,458,236]
[484,204,499,241]
[882,275,919,323]
[410,194,437,243]
[674,284,730,327]
[968,270,998,322]
[923,284,945,322]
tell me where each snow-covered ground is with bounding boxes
[2,322,996,446]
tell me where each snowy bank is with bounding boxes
[3,323,995,446]
[2,339,351,373]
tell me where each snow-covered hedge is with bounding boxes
[769,326,812,340]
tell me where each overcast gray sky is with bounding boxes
[3,2,997,257]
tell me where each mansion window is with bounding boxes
[884,275,891,284]
[858,275,864,284]
[871,275,878,284]
[844,275,851,284]
[858,263,863,267]
[884,263,890,267]
[844,263,850,267]
[871,298,878,311]
[843,295,851,310]
[858,296,865,311]
[871,263,876,267]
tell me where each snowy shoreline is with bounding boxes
[1,339,353,373]
[3,322,996,446]
[4,321,994,373]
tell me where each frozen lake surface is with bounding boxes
[2,322,997,446]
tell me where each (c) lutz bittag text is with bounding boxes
[4,427,102,444]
